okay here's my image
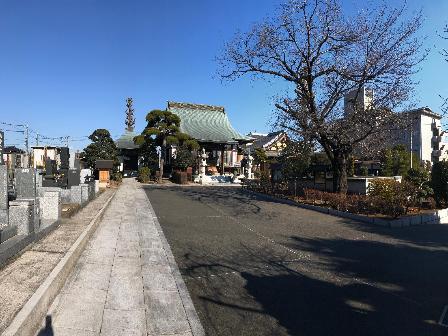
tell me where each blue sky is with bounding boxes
[0,0,447,150]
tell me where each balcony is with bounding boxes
[432,122,438,130]
[432,135,442,143]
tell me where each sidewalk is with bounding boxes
[36,179,204,336]
[0,188,115,335]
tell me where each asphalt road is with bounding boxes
[144,185,448,336]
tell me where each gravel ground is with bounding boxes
[0,188,115,334]
[145,185,448,336]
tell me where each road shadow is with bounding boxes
[183,237,447,336]
[145,185,448,335]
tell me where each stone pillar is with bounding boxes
[220,146,225,175]
[246,154,254,179]
[80,184,89,205]
[0,165,8,228]
[40,191,61,223]
[199,148,207,176]
[88,182,95,201]
[70,185,82,204]
[95,180,100,194]
[16,168,36,199]
[9,199,34,235]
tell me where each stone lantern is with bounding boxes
[246,153,254,179]
[199,148,208,176]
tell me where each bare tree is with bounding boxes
[441,25,448,114]
[219,0,425,193]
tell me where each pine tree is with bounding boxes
[82,129,118,170]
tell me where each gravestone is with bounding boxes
[0,165,8,228]
[70,185,82,205]
[15,168,36,199]
[80,184,89,205]
[88,182,95,201]
[9,199,34,235]
[36,169,43,187]
[60,147,69,169]
[40,191,61,223]
[67,169,80,187]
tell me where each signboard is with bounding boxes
[0,131,4,165]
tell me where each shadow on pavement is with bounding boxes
[145,185,448,335]
[36,315,53,336]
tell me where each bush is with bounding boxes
[111,171,122,182]
[368,179,413,218]
[405,168,433,207]
[138,167,151,183]
[172,147,194,171]
[431,161,448,207]
[259,171,272,193]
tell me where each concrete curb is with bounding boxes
[1,189,117,336]
[244,189,448,228]
[143,188,206,336]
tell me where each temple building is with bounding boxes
[167,101,250,175]
[246,131,288,159]
[116,98,139,175]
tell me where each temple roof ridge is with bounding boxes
[167,101,225,113]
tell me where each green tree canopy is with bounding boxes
[431,161,448,207]
[82,129,118,169]
[278,140,313,180]
[380,145,420,177]
[253,148,269,165]
[134,110,199,182]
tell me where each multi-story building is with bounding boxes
[344,87,447,166]
[395,107,448,165]
[344,86,374,117]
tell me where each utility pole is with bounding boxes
[65,136,69,148]
[24,124,29,153]
[36,133,39,146]
[410,129,413,169]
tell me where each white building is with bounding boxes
[395,107,448,165]
[344,87,447,166]
[31,146,59,169]
[344,86,374,117]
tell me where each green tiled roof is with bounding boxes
[115,130,138,149]
[167,101,250,144]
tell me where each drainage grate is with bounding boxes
[439,306,448,327]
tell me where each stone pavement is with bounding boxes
[37,179,204,336]
[0,188,115,335]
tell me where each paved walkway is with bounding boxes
[37,179,203,336]
[0,188,115,335]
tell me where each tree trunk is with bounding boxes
[332,153,348,194]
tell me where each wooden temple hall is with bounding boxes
[167,101,250,174]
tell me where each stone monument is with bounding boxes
[15,168,36,199]
[199,148,208,176]
[246,153,254,179]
